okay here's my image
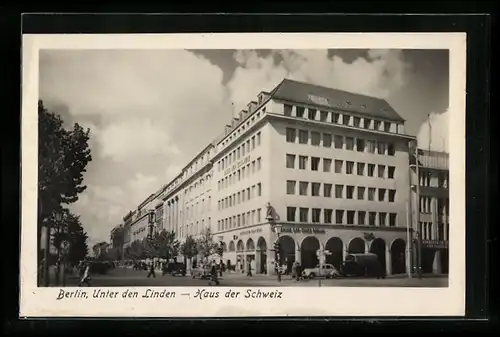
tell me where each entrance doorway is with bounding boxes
[325,237,343,269]
[369,238,387,273]
[300,236,320,269]
[391,239,406,275]
[257,237,267,274]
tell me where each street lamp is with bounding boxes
[273,223,282,282]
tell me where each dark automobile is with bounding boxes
[340,253,386,278]
[167,262,186,276]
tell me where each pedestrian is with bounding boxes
[209,261,220,286]
[296,262,302,281]
[219,261,223,277]
[78,262,91,287]
[147,262,156,278]
[246,260,253,277]
[291,261,297,280]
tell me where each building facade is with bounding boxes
[115,78,449,278]
[213,79,416,276]
[410,149,450,274]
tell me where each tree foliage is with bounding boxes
[154,230,180,260]
[38,100,92,225]
[180,235,198,259]
[49,208,89,265]
[196,228,220,258]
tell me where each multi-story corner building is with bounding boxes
[213,79,416,276]
[410,149,449,275]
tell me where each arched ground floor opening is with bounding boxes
[301,236,320,269]
[369,238,387,273]
[278,235,296,272]
[348,237,366,254]
[325,237,343,269]
[256,237,267,274]
[391,239,406,275]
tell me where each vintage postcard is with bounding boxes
[20,32,466,317]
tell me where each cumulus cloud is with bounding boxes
[227,49,411,114]
[417,109,449,152]
[39,48,418,246]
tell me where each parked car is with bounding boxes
[302,263,341,279]
[169,262,186,276]
[340,253,385,278]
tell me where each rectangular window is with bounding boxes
[374,120,381,130]
[257,183,262,196]
[388,166,395,179]
[368,164,375,177]
[311,131,321,146]
[353,117,361,128]
[286,128,296,142]
[368,188,376,201]
[378,188,386,202]
[343,115,350,126]
[286,154,296,168]
[335,184,343,198]
[320,111,328,122]
[378,165,386,178]
[287,207,296,222]
[335,210,344,224]
[334,135,343,149]
[312,208,321,223]
[364,118,371,129]
[312,182,321,196]
[247,188,251,200]
[367,140,376,153]
[357,162,365,176]
[299,208,308,222]
[369,212,376,226]
[241,167,245,179]
[323,133,332,147]
[379,212,387,226]
[356,139,365,152]
[358,211,366,225]
[346,161,354,174]
[308,108,316,120]
[284,104,293,116]
[323,158,332,172]
[389,189,396,202]
[347,211,355,225]
[346,185,354,199]
[335,160,343,173]
[324,183,332,198]
[241,213,245,225]
[389,213,397,227]
[377,141,387,155]
[346,137,354,150]
[257,157,261,171]
[251,136,256,150]
[388,143,395,156]
[257,132,261,146]
[332,113,340,123]
[297,106,305,118]
[299,156,308,170]
[324,209,333,223]
[384,121,391,132]
[241,144,246,156]
[299,130,308,144]
[299,181,309,196]
[357,186,365,200]
[311,157,320,171]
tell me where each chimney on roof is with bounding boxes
[258,92,269,104]
[225,124,232,134]
[231,116,240,127]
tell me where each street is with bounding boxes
[60,267,448,287]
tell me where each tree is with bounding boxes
[196,228,220,258]
[92,241,110,260]
[180,235,198,261]
[38,100,92,284]
[38,100,92,224]
[154,230,180,261]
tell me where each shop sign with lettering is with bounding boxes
[239,228,263,236]
[281,226,326,234]
[224,155,251,176]
[422,240,448,249]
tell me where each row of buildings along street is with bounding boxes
[104,78,450,284]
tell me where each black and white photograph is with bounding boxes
[21,33,466,317]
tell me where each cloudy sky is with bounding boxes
[39,48,449,248]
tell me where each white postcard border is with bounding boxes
[20,33,467,317]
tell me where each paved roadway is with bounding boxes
[63,267,448,288]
